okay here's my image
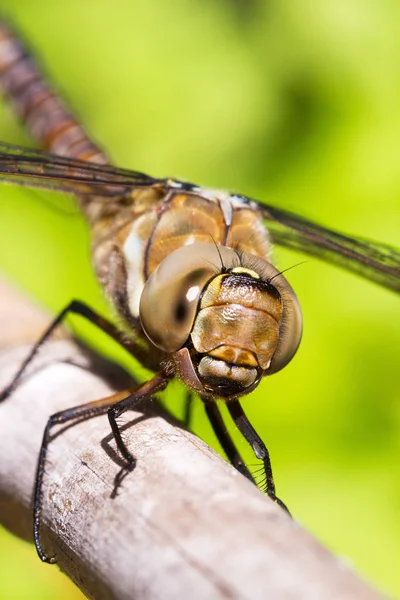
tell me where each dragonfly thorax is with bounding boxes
[139,243,302,399]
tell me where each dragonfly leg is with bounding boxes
[226,399,290,514]
[107,373,168,493]
[204,401,255,484]
[0,299,150,403]
[33,384,141,563]
[182,390,195,428]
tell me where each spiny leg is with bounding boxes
[204,402,255,484]
[0,299,150,402]
[107,373,168,491]
[33,372,168,563]
[182,390,195,428]
[34,385,139,562]
[226,398,290,514]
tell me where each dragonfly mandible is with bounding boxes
[0,19,399,564]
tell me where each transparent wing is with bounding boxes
[2,141,399,294]
[0,142,164,196]
[250,198,400,294]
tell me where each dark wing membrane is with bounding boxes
[0,142,163,196]
[253,200,400,294]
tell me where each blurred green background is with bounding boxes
[0,0,399,598]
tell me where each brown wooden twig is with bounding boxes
[0,279,386,600]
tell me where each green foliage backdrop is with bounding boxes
[0,1,399,598]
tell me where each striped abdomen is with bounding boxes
[0,20,107,164]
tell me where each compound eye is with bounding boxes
[267,275,302,375]
[238,254,302,375]
[139,243,240,353]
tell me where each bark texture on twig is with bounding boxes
[0,279,386,600]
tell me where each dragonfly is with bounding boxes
[0,20,399,564]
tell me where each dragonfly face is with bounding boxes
[139,242,302,399]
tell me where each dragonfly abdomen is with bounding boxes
[0,21,106,164]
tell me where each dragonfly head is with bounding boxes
[140,243,302,400]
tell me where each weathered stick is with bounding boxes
[0,280,385,600]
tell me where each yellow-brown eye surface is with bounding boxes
[235,254,302,375]
[139,243,241,352]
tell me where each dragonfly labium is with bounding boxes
[0,20,399,563]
